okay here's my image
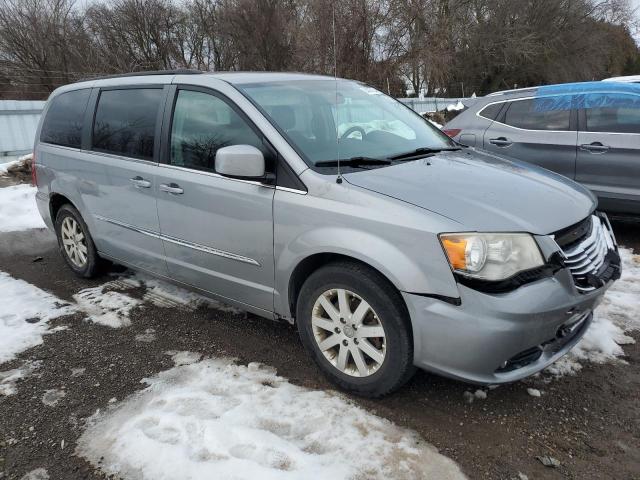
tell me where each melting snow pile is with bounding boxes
[0,153,31,175]
[0,184,46,232]
[77,358,467,480]
[547,248,640,376]
[73,286,142,328]
[137,273,242,314]
[446,101,465,112]
[105,272,242,314]
[0,271,75,363]
[0,158,21,175]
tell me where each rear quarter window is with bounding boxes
[40,89,91,148]
[92,88,163,160]
[478,103,503,120]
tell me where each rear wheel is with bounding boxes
[297,261,415,397]
[54,204,101,278]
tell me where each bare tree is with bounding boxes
[0,0,637,99]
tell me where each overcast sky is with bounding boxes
[632,0,640,27]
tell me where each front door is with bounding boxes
[156,87,275,313]
[483,97,578,179]
[576,93,640,214]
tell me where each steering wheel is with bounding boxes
[340,126,366,140]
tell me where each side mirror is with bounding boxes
[215,145,266,180]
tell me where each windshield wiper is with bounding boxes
[315,156,392,167]
[389,146,461,161]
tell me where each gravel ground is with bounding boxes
[0,221,638,480]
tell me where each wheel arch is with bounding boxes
[286,252,411,329]
[49,192,77,222]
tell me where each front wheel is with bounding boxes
[297,261,415,397]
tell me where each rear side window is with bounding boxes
[585,100,640,134]
[504,98,570,131]
[478,103,503,121]
[92,88,163,160]
[169,90,263,172]
[40,89,90,148]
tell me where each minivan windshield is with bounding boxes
[238,79,454,167]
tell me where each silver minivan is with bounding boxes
[34,71,621,396]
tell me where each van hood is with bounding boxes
[343,149,596,234]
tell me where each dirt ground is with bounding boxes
[0,221,638,480]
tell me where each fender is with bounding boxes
[274,225,460,319]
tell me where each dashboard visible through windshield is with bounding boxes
[238,79,454,168]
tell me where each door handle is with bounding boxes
[129,176,151,188]
[580,142,609,153]
[159,183,184,195]
[489,137,512,147]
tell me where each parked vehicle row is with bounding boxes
[443,81,640,214]
[34,72,620,396]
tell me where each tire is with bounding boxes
[296,261,415,397]
[54,204,102,278]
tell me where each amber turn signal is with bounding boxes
[441,237,467,270]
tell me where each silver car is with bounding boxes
[33,72,621,396]
[443,81,640,215]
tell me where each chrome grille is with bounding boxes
[559,215,616,292]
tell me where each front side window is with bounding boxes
[238,80,453,166]
[92,88,163,160]
[504,98,570,131]
[169,90,262,172]
[585,94,640,133]
[40,89,90,148]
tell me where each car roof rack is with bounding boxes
[79,69,204,82]
[486,86,538,97]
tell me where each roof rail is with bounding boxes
[78,69,204,82]
[486,86,538,97]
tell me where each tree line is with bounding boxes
[0,0,638,100]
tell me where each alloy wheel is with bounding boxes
[311,288,386,377]
[61,217,88,267]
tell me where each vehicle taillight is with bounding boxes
[442,128,461,138]
[31,153,37,186]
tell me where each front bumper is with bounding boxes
[403,265,615,385]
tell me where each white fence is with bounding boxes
[0,100,45,158]
[397,97,469,113]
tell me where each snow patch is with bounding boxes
[463,389,487,403]
[446,100,465,112]
[77,359,467,480]
[165,350,203,366]
[135,328,157,343]
[527,388,541,398]
[135,273,243,314]
[547,248,639,376]
[0,184,46,232]
[19,468,49,480]
[0,271,75,363]
[74,287,141,328]
[104,273,243,314]
[0,360,41,396]
[42,388,66,406]
[0,158,21,175]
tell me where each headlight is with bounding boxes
[439,233,544,281]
